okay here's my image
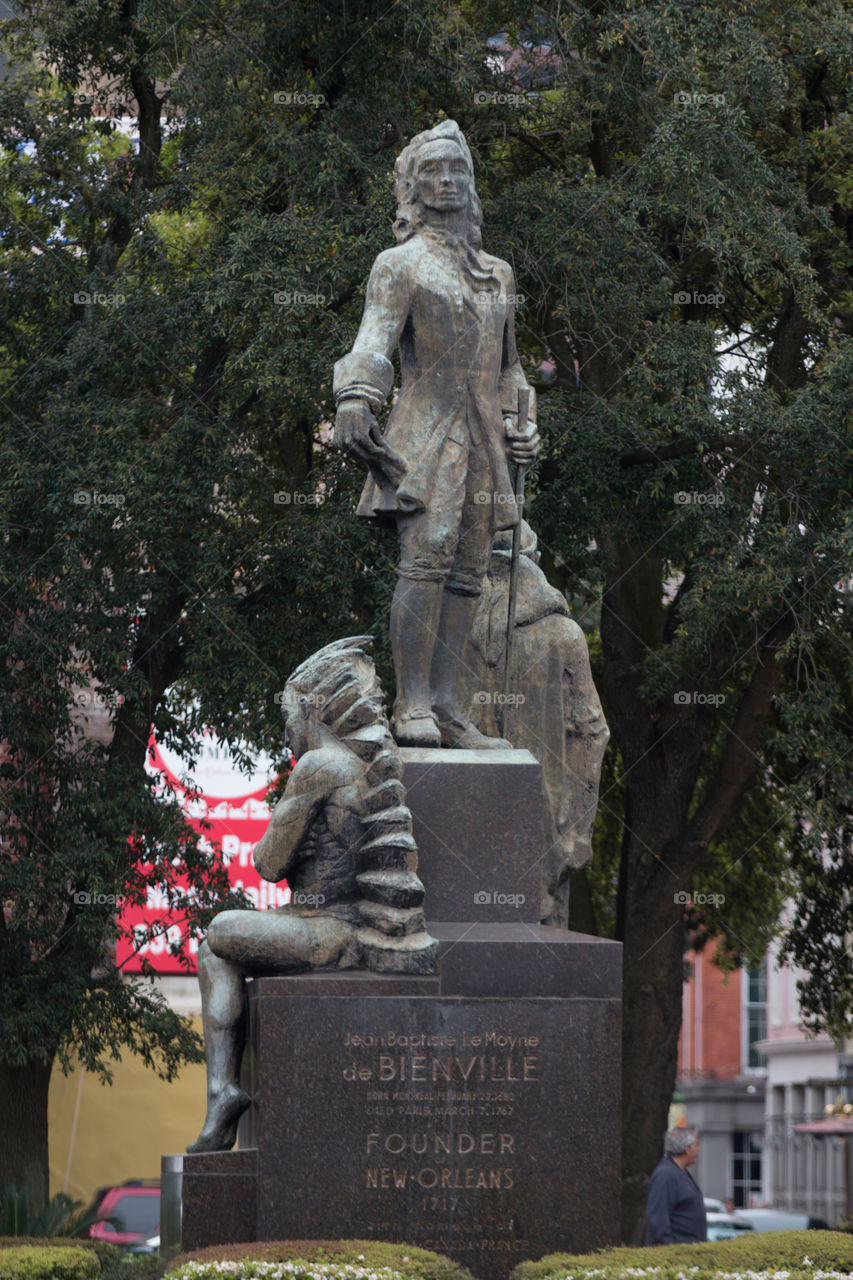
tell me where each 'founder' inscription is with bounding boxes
[341,1027,540,1230]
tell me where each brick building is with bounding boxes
[761,940,848,1223]
[677,939,850,1224]
[676,944,767,1207]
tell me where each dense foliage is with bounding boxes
[0,1244,99,1280]
[0,1238,157,1280]
[1,0,851,1238]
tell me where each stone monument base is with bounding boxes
[164,924,621,1280]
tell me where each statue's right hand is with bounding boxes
[333,399,378,453]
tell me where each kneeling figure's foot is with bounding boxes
[436,716,513,750]
[186,1083,251,1154]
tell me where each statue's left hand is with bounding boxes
[334,398,378,452]
[504,417,541,466]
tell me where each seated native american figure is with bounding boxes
[187,636,437,1154]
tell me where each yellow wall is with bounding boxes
[48,1020,207,1206]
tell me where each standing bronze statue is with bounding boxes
[334,120,540,749]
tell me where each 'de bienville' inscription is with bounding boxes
[341,1027,539,1247]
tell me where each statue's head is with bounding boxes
[280,635,397,766]
[277,637,427,940]
[393,119,483,246]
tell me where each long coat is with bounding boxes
[335,228,534,532]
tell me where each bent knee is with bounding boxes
[206,910,251,959]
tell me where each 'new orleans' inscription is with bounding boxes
[341,1028,540,1206]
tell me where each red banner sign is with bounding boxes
[117,733,285,974]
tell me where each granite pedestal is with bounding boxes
[164,753,622,1279]
[400,749,547,922]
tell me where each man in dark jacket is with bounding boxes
[645,1127,708,1244]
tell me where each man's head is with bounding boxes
[279,635,390,761]
[664,1126,699,1168]
[393,120,482,244]
[412,137,472,213]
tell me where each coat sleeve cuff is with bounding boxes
[333,351,394,411]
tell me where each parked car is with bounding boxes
[706,1211,756,1240]
[86,1180,160,1248]
[704,1197,728,1214]
[734,1208,831,1232]
[127,1234,160,1256]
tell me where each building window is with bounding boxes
[744,963,767,1070]
[732,1130,763,1208]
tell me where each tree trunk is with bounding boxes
[600,533,699,1242]
[618,860,687,1242]
[0,1059,53,1216]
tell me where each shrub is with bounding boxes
[166,1240,474,1280]
[169,1264,413,1280]
[3,1186,114,1239]
[510,1229,853,1280]
[104,1252,161,1280]
[0,1237,162,1280]
[0,1243,99,1279]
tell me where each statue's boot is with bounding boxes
[186,942,251,1154]
[432,588,512,749]
[390,577,442,747]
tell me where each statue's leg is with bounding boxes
[186,937,250,1153]
[390,577,443,745]
[431,589,509,748]
[432,436,510,749]
[391,514,445,746]
[188,911,360,1153]
[391,433,482,748]
[431,588,477,721]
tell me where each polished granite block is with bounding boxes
[400,749,547,924]
[163,1148,258,1256]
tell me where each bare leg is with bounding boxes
[188,911,360,1151]
[186,939,250,1153]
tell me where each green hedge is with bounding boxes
[0,1244,99,1279]
[0,1237,160,1280]
[510,1229,853,1280]
[166,1240,474,1280]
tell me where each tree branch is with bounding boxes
[683,610,795,853]
[620,436,771,467]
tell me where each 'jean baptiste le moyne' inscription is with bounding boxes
[341,1027,539,1221]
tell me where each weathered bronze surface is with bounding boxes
[187,636,437,1153]
[333,120,540,750]
[468,524,610,926]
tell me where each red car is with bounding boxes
[86,1180,160,1248]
